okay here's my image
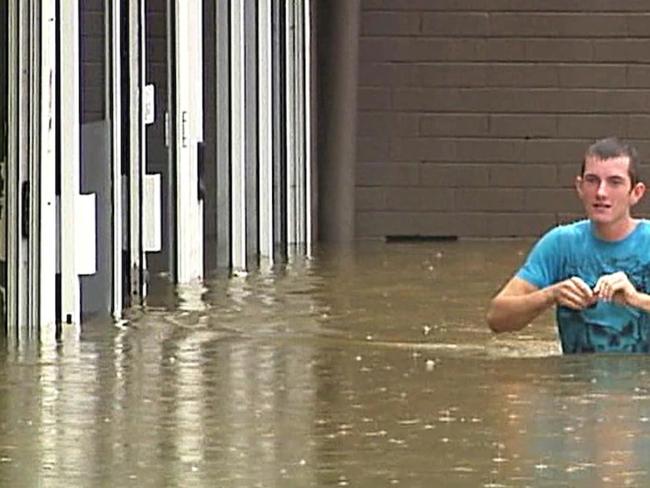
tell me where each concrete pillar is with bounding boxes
[316,0,360,243]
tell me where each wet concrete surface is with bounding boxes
[2,240,650,487]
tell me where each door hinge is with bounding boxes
[181,111,188,148]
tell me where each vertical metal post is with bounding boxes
[190,0,204,280]
[59,0,81,327]
[27,0,41,334]
[215,0,231,268]
[26,0,42,336]
[304,0,314,254]
[6,0,20,342]
[109,0,123,318]
[244,0,258,269]
[139,0,148,294]
[285,0,296,246]
[271,0,287,262]
[258,0,273,263]
[39,0,57,339]
[174,0,204,283]
[128,0,143,304]
[166,0,177,280]
[294,0,306,248]
[230,0,246,272]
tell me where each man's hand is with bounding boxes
[552,276,598,310]
[594,272,638,305]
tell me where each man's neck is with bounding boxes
[592,217,638,242]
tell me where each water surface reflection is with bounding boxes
[1,241,650,486]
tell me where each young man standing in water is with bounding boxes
[487,137,650,353]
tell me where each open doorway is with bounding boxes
[144,1,171,280]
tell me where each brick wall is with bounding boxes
[356,0,650,239]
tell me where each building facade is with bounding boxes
[7,1,650,340]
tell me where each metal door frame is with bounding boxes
[127,0,146,304]
[107,0,124,318]
[59,0,81,330]
[6,0,58,344]
[171,0,204,283]
[5,0,18,340]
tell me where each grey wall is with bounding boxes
[80,0,105,123]
[80,120,111,318]
[80,2,110,318]
[355,1,650,239]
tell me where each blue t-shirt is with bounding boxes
[516,219,650,354]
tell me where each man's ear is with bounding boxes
[631,182,646,206]
[575,175,584,197]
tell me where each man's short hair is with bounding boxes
[582,137,641,186]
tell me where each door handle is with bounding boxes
[21,181,29,238]
[197,142,205,201]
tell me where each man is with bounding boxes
[487,137,650,353]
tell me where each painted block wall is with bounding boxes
[356,1,650,238]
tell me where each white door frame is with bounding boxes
[258,0,273,264]
[38,0,57,340]
[174,0,204,282]
[58,1,97,335]
[230,0,246,272]
[59,0,81,329]
[108,0,123,319]
[304,0,313,254]
[128,0,145,302]
[285,1,297,248]
[6,0,19,341]
[7,0,58,343]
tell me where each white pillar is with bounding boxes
[259,0,274,263]
[59,0,81,327]
[230,0,247,272]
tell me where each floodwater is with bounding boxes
[2,241,650,487]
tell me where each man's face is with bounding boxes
[576,155,644,226]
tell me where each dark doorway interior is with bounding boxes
[0,1,9,327]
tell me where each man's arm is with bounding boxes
[487,275,597,333]
[486,277,554,333]
[626,292,650,311]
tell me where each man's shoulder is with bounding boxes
[524,220,588,260]
[634,219,650,236]
[542,219,589,241]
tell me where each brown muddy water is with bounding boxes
[2,240,650,487]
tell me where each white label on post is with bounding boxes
[143,173,162,252]
[144,84,155,125]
